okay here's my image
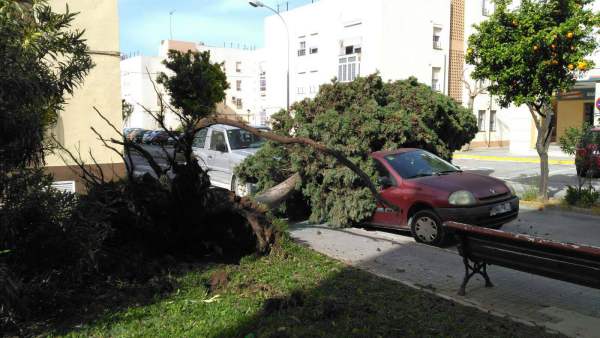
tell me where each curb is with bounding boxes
[454,153,574,165]
[520,200,600,216]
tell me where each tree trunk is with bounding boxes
[532,104,554,201]
[254,173,301,210]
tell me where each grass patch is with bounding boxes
[47,236,560,338]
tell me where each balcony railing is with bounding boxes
[433,40,442,50]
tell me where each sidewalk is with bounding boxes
[456,146,574,165]
[290,218,600,338]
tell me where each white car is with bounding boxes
[192,124,267,195]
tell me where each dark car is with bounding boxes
[576,127,600,177]
[369,149,519,246]
[140,130,153,144]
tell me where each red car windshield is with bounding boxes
[383,150,460,179]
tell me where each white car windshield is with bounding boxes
[227,128,267,150]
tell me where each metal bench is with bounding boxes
[444,221,600,296]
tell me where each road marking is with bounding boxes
[454,154,574,165]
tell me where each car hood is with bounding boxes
[413,172,510,199]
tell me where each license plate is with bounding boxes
[490,202,512,216]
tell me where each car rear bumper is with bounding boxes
[435,196,519,229]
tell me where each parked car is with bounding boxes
[123,128,137,139]
[369,148,519,246]
[576,127,600,177]
[128,129,147,143]
[139,130,154,144]
[192,124,268,195]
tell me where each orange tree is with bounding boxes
[466,0,599,200]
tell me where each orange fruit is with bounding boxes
[567,32,574,39]
[568,64,575,70]
[577,61,587,70]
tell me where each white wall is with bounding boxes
[197,44,265,125]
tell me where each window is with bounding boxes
[209,130,228,152]
[259,71,266,96]
[236,80,242,91]
[298,41,306,56]
[431,67,441,92]
[345,45,354,55]
[482,0,494,16]
[433,27,442,49]
[489,110,497,132]
[338,55,360,82]
[310,47,318,54]
[297,87,305,94]
[384,150,460,179]
[236,61,242,72]
[236,98,243,109]
[309,85,318,93]
[193,128,208,148]
[231,96,236,103]
[478,110,486,131]
[374,160,396,187]
[227,128,267,150]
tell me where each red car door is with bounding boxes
[370,160,405,227]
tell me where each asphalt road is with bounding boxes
[453,158,600,198]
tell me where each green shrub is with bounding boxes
[236,75,477,227]
[564,185,600,208]
[0,169,110,327]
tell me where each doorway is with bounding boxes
[584,103,594,125]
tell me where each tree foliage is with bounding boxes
[466,0,599,199]
[157,50,228,118]
[0,0,93,172]
[467,0,598,108]
[236,75,477,227]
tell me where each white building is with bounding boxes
[121,55,178,130]
[121,40,269,129]
[196,44,269,126]
[261,0,600,153]
[263,0,452,113]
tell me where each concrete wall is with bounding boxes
[46,0,123,172]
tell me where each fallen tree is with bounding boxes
[236,75,478,227]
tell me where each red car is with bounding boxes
[576,127,600,178]
[369,149,519,246]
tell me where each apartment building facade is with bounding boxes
[262,0,452,112]
[262,0,600,153]
[122,40,268,128]
[46,0,123,192]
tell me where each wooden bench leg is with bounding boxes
[458,257,493,296]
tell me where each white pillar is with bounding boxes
[595,82,600,127]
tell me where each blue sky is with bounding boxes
[119,0,312,56]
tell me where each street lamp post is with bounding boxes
[169,10,176,40]
[249,1,290,112]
